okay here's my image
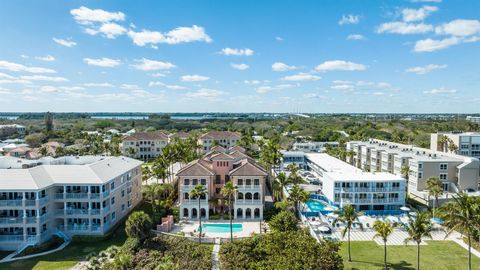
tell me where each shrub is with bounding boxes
[268,210,298,232]
[125,211,153,241]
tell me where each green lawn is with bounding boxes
[0,224,127,270]
[340,241,478,270]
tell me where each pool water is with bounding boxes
[306,200,328,212]
[200,223,243,233]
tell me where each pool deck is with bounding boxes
[174,220,262,238]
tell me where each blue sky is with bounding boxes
[0,0,479,113]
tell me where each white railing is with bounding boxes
[234,200,262,205]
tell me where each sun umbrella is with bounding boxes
[324,206,336,211]
[400,206,410,211]
[317,226,331,232]
[326,212,338,219]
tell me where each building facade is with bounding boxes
[177,146,267,220]
[0,156,143,251]
[347,139,480,204]
[305,153,406,211]
[292,141,339,153]
[198,131,241,152]
[431,132,480,158]
[121,132,169,160]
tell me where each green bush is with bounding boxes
[209,214,221,220]
[268,210,298,233]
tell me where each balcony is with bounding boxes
[91,209,101,215]
[0,200,23,207]
[25,199,36,206]
[356,187,371,192]
[66,209,89,215]
[102,205,110,213]
[26,217,37,224]
[0,235,23,242]
[234,199,262,205]
[65,193,89,199]
[39,213,48,223]
[39,196,49,205]
[0,217,23,224]
[90,193,101,199]
[237,185,262,191]
[65,224,90,232]
[55,209,65,216]
[102,190,110,197]
[54,193,65,200]
[356,199,370,204]
[373,199,387,203]
[181,199,208,205]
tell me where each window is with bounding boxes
[216,188,221,194]
[121,190,125,197]
[201,179,206,185]
[111,197,115,205]
[121,204,125,212]
[111,212,116,220]
[225,175,230,182]
[238,179,243,185]
[440,163,448,170]
[418,172,423,179]
[418,163,423,169]
[440,173,447,180]
[184,179,190,185]
[128,200,132,208]
[254,179,260,186]
[110,182,115,190]
[192,179,198,185]
[215,175,221,184]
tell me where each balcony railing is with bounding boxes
[0,217,23,224]
[237,185,262,190]
[26,217,37,224]
[65,193,89,199]
[25,200,36,206]
[66,209,89,215]
[91,209,101,215]
[54,193,64,199]
[234,199,262,205]
[373,199,387,203]
[0,235,23,242]
[39,196,49,205]
[181,199,208,205]
[90,193,100,199]
[0,200,23,207]
[55,209,65,216]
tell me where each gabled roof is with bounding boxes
[210,145,226,152]
[177,160,215,176]
[229,161,268,176]
[210,152,235,161]
[229,145,246,153]
[168,132,190,139]
[123,131,168,141]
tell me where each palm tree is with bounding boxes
[190,184,208,244]
[426,176,443,217]
[333,205,362,262]
[274,172,291,199]
[438,135,449,152]
[221,181,238,242]
[287,184,310,217]
[286,163,299,174]
[448,141,458,153]
[404,212,434,270]
[441,192,477,270]
[373,220,396,270]
[152,156,170,183]
[142,185,156,212]
[287,171,304,185]
[400,165,410,181]
[142,166,152,184]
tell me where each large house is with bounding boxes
[431,131,480,158]
[198,131,241,152]
[177,146,267,220]
[0,156,142,251]
[121,132,169,160]
[347,139,480,205]
[305,153,405,212]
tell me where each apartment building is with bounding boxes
[177,146,267,220]
[347,139,480,204]
[466,116,480,124]
[305,153,405,211]
[280,150,307,169]
[431,132,480,158]
[292,141,339,153]
[121,132,169,160]
[198,131,241,152]
[0,156,142,251]
[0,124,26,138]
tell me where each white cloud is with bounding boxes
[0,60,56,73]
[149,81,187,90]
[330,80,395,93]
[70,6,125,25]
[272,62,297,72]
[231,63,249,70]
[220,48,254,56]
[53,38,77,47]
[84,83,114,87]
[423,87,457,94]
[413,37,460,52]
[435,19,480,36]
[97,23,127,39]
[402,6,438,22]
[83,57,121,67]
[346,34,366,41]
[372,92,385,96]
[150,73,166,77]
[185,88,226,99]
[256,84,295,94]
[35,55,55,62]
[282,73,321,81]
[315,60,367,72]
[275,37,283,41]
[131,58,176,71]
[181,75,210,82]
[405,64,447,74]
[244,80,261,85]
[339,14,360,25]
[128,25,212,46]
[376,22,433,34]
[20,75,68,82]
[120,84,142,90]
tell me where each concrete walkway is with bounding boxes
[0,238,71,264]
[212,238,220,270]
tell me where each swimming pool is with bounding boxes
[306,200,328,212]
[200,223,243,233]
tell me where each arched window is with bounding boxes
[245,193,252,200]
[253,193,259,200]
[254,208,260,218]
[245,208,252,218]
[184,193,189,200]
[200,208,206,218]
[183,208,189,218]
[236,208,243,218]
[237,192,244,200]
[192,208,198,218]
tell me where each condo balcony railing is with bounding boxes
[234,199,262,205]
[90,209,101,215]
[237,185,262,190]
[355,198,370,203]
[65,193,89,199]
[25,199,36,206]
[181,199,209,204]
[66,209,89,215]
[372,198,388,203]
[90,193,101,199]
[0,235,24,242]
[0,217,23,224]
[39,196,49,205]
[26,217,37,224]
[0,200,23,207]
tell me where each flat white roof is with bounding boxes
[306,153,404,182]
[0,156,142,190]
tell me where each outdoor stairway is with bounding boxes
[212,238,220,270]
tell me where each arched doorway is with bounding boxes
[200,208,206,218]
[236,208,243,219]
[254,208,260,218]
[183,208,189,218]
[245,208,252,219]
[192,208,198,218]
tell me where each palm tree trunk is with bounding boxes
[417,243,420,270]
[229,195,233,242]
[468,233,472,270]
[348,229,351,262]
[198,198,202,244]
[384,241,387,270]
